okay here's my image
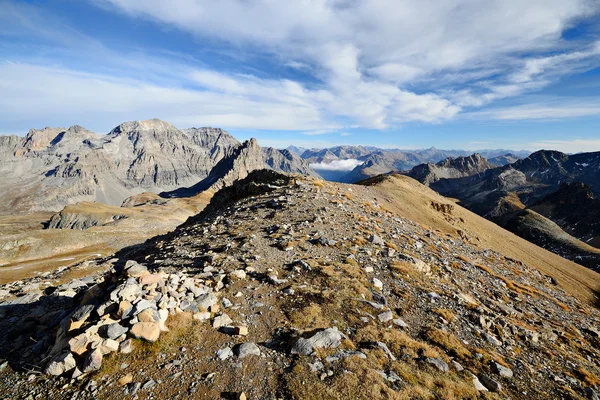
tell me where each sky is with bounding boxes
[1,0,600,152]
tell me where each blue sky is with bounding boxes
[1,0,600,152]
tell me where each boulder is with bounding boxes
[82,349,103,373]
[45,353,76,376]
[130,322,160,342]
[291,327,344,356]
[234,342,261,359]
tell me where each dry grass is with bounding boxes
[425,329,472,360]
[385,241,399,251]
[431,308,455,323]
[576,367,600,386]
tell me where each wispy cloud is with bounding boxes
[525,139,600,153]
[467,100,600,120]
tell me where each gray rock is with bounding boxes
[212,314,233,329]
[45,353,76,376]
[491,362,513,378]
[101,323,129,340]
[235,343,261,359]
[291,327,344,356]
[196,293,218,311]
[472,374,488,391]
[392,318,408,328]
[369,234,385,246]
[424,357,449,373]
[82,349,103,373]
[479,374,502,392]
[124,260,148,277]
[377,311,393,323]
[216,347,233,360]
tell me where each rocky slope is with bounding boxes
[0,171,599,399]
[488,154,521,166]
[407,154,494,187]
[530,183,600,248]
[403,150,600,270]
[0,119,317,215]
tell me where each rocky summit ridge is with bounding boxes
[0,171,599,399]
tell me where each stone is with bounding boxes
[82,349,103,373]
[237,392,247,400]
[234,326,249,336]
[485,333,502,347]
[110,282,142,302]
[291,327,344,356]
[130,322,160,342]
[118,374,133,386]
[472,374,489,391]
[133,299,154,315]
[222,298,233,308]
[196,293,219,311]
[138,308,160,323]
[392,318,408,328]
[101,323,129,340]
[124,260,149,278]
[479,374,502,392]
[117,301,133,319]
[120,339,134,354]
[230,270,247,280]
[369,234,385,246]
[424,357,449,373]
[142,379,156,391]
[491,362,513,378]
[212,313,233,329]
[98,339,119,355]
[45,353,76,376]
[217,347,233,360]
[68,304,95,331]
[69,334,91,356]
[235,342,261,359]
[139,274,164,286]
[193,312,211,321]
[451,360,464,372]
[378,311,393,323]
[158,309,169,331]
[372,278,383,290]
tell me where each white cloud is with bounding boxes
[0,62,334,132]
[468,101,600,120]
[1,0,600,134]
[94,0,600,125]
[310,159,364,171]
[525,139,600,153]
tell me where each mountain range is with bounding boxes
[288,145,530,183]
[404,150,600,271]
[0,119,314,215]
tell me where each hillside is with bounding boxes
[0,171,598,399]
